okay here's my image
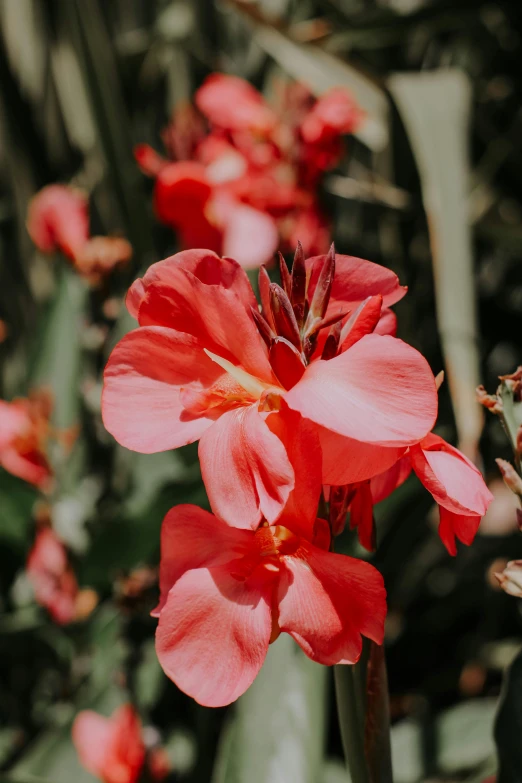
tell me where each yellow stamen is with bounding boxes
[204,349,273,400]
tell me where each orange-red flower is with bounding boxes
[102,248,437,529]
[0,394,53,488]
[154,487,386,706]
[73,704,168,783]
[26,528,78,624]
[27,184,131,284]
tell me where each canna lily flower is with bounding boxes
[348,433,493,555]
[195,73,278,135]
[73,704,169,783]
[26,528,78,624]
[27,184,132,283]
[103,247,438,529]
[0,393,53,488]
[153,443,386,707]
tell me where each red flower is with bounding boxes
[348,433,493,555]
[154,487,386,707]
[102,248,437,529]
[300,87,363,145]
[73,704,167,783]
[27,185,132,283]
[0,394,52,488]
[26,528,78,624]
[26,185,89,260]
[195,73,278,134]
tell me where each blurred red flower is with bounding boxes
[27,184,131,284]
[135,74,364,264]
[26,528,78,624]
[0,393,53,488]
[102,248,437,530]
[73,704,168,783]
[154,492,386,706]
[348,432,493,554]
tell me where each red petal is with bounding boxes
[26,185,89,260]
[375,307,397,337]
[319,427,406,485]
[156,563,273,707]
[285,334,437,447]
[102,327,219,453]
[195,74,277,134]
[199,406,294,529]
[154,504,252,616]
[350,482,376,551]
[370,456,412,504]
[137,273,274,382]
[277,540,386,665]
[269,337,306,390]
[266,404,322,540]
[307,254,407,312]
[72,711,112,779]
[339,294,383,352]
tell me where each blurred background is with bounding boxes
[1,0,522,781]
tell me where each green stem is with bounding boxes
[334,662,370,783]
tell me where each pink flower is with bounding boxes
[26,528,78,624]
[348,433,494,555]
[300,88,363,145]
[195,73,278,135]
[154,486,386,706]
[0,394,53,488]
[27,185,132,283]
[73,704,167,783]
[102,248,437,529]
[26,185,89,260]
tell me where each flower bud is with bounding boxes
[495,560,522,597]
[496,458,522,498]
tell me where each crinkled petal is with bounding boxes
[156,563,273,707]
[154,504,252,616]
[102,327,220,453]
[285,334,437,447]
[199,406,294,529]
[277,540,386,665]
[126,249,256,319]
[307,254,407,312]
[266,404,322,539]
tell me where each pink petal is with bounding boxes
[26,185,89,259]
[266,404,322,539]
[307,254,407,312]
[199,406,294,529]
[154,504,252,616]
[0,400,29,449]
[156,563,273,707]
[319,427,406,485]
[195,74,277,134]
[72,711,112,779]
[375,308,397,337]
[277,540,386,665]
[126,249,256,319]
[137,273,274,382]
[285,334,437,447]
[102,327,220,453]
[221,203,279,270]
[370,455,412,504]
[110,705,146,781]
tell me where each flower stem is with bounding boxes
[334,661,370,783]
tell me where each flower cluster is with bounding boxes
[102,245,493,706]
[135,74,362,268]
[27,185,132,285]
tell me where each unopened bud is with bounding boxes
[496,458,522,497]
[476,385,502,414]
[277,252,292,296]
[495,560,522,597]
[269,283,301,349]
[291,242,307,328]
[308,243,335,324]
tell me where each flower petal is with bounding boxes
[307,254,407,311]
[266,404,322,539]
[156,564,273,707]
[154,504,252,616]
[370,455,412,505]
[319,427,406,485]
[126,249,256,319]
[277,541,386,665]
[221,202,279,270]
[285,334,437,447]
[72,711,112,779]
[199,406,294,529]
[26,185,89,259]
[349,482,376,551]
[137,273,274,382]
[102,327,220,453]
[195,74,277,134]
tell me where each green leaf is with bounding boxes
[135,638,165,712]
[437,698,497,774]
[0,470,37,550]
[213,635,327,783]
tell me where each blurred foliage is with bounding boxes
[1,0,522,781]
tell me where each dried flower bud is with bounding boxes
[476,385,502,414]
[496,458,522,497]
[495,560,522,597]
